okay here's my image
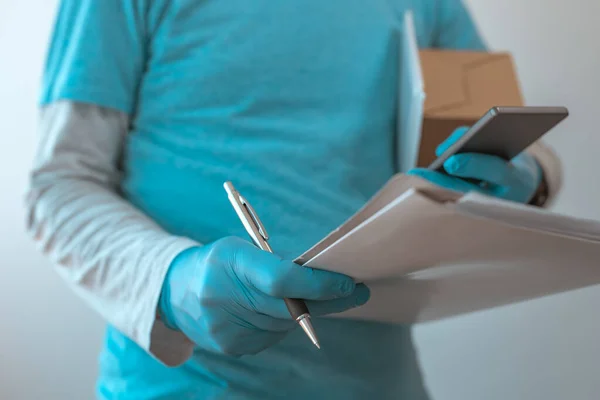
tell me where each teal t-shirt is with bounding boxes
[42,1,485,398]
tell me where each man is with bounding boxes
[26,1,561,398]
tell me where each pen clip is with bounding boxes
[240,195,269,241]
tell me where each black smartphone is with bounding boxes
[428,106,569,172]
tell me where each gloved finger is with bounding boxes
[235,249,357,301]
[307,283,371,317]
[254,284,371,320]
[442,153,512,186]
[407,168,485,194]
[435,126,470,157]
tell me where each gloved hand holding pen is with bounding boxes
[158,236,370,356]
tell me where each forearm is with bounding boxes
[25,101,198,366]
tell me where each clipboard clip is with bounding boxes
[239,195,269,241]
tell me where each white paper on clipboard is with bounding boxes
[396,11,426,173]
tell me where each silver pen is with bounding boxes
[224,181,320,349]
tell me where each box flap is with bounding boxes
[420,50,524,119]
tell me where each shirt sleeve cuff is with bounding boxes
[526,141,563,208]
[141,237,200,367]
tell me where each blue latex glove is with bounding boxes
[408,127,543,203]
[158,236,370,356]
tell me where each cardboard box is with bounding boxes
[416,50,525,167]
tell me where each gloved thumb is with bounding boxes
[435,126,470,157]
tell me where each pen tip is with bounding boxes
[298,315,321,350]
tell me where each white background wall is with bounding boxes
[1,0,599,399]
[0,2,105,399]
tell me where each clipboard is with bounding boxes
[396,11,426,173]
[295,175,600,324]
